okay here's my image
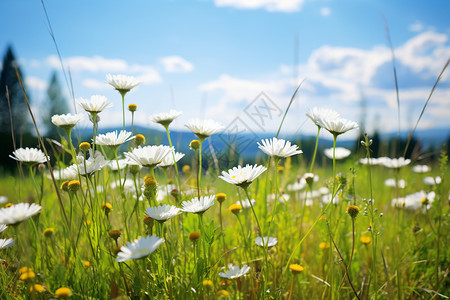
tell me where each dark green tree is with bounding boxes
[0,45,30,134]
[0,45,34,172]
[44,71,69,139]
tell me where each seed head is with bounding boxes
[229,204,242,215]
[346,205,360,219]
[189,140,200,150]
[289,264,304,275]
[68,180,80,192]
[79,142,91,152]
[189,232,200,242]
[216,193,227,204]
[128,103,137,112]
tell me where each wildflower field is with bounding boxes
[0,75,449,300]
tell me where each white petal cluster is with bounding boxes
[318,117,359,136]
[257,138,302,158]
[77,95,112,113]
[219,164,267,187]
[392,191,435,210]
[185,118,224,139]
[0,238,14,250]
[381,157,411,169]
[48,167,78,181]
[423,176,441,186]
[10,148,48,165]
[306,107,340,127]
[255,236,278,248]
[150,110,183,127]
[181,195,215,214]
[116,235,165,262]
[384,178,406,189]
[0,203,42,225]
[219,264,250,279]
[146,205,181,222]
[95,130,135,147]
[124,145,174,168]
[323,147,351,160]
[158,152,185,167]
[412,165,431,173]
[51,113,84,128]
[106,74,141,92]
[70,149,109,176]
[236,199,256,209]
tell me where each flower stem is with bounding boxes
[309,126,321,173]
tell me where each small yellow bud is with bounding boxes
[128,103,137,112]
[68,180,80,192]
[289,264,304,275]
[20,270,36,280]
[182,165,191,174]
[30,284,45,293]
[216,193,227,204]
[43,228,55,237]
[83,260,91,267]
[229,204,242,214]
[189,140,200,150]
[102,203,112,215]
[189,232,200,242]
[360,235,371,245]
[346,205,360,219]
[55,287,72,298]
[79,142,91,152]
[134,134,145,146]
[60,181,70,192]
[319,242,330,249]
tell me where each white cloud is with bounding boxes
[45,55,162,85]
[409,22,424,32]
[82,78,107,90]
[25,76,47,91]
[320,7,331,17]
[214,0,304,13]
[159,56,194,73]
[199,30,450,134]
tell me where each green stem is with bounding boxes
[309,126,321,173]
[121,93,126,131]
[165,126,182,193]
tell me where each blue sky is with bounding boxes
[1,0,449,139]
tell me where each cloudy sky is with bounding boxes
[1,0,449,139]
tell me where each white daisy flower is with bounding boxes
[219,164,267,188]
[255,236,278,248]
[116,235,165,262]
[306,107,340,127]
[185,118,224,140]
[412,165,431,173]
[51,113,84,129]
[321,193,340,205]
[70,149,109,176]
[359,157,380,165]
[0,196,7,204]
[0,238,14,250]
[381,157,411,169]
[237,199,256,209]
[146,205,181,222]
[323,147,351,160]
[219,264,250,279]
[124,145,174,169]
[77,95,113,113]
[108,159,130,171]
[257,138,302,159]
[392,191,435,210]
[384,178,406,189]
[10,148,48,165]
[158,152,185,168]
[111,179,136,194]
[181,195,215,214]
[95,130,135,147]
[106,74,141,94]
[423,176,441,186]
[267,193,290,203]
[317,117,358,136]
[319,187,330,195]
[287,180,307,192]
[0,203,42,225]
[0,224,7,233]
[48,167,78,181]
[150,110,183,127]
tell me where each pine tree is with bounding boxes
[44,71,69,138]
[0,45,30,135]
